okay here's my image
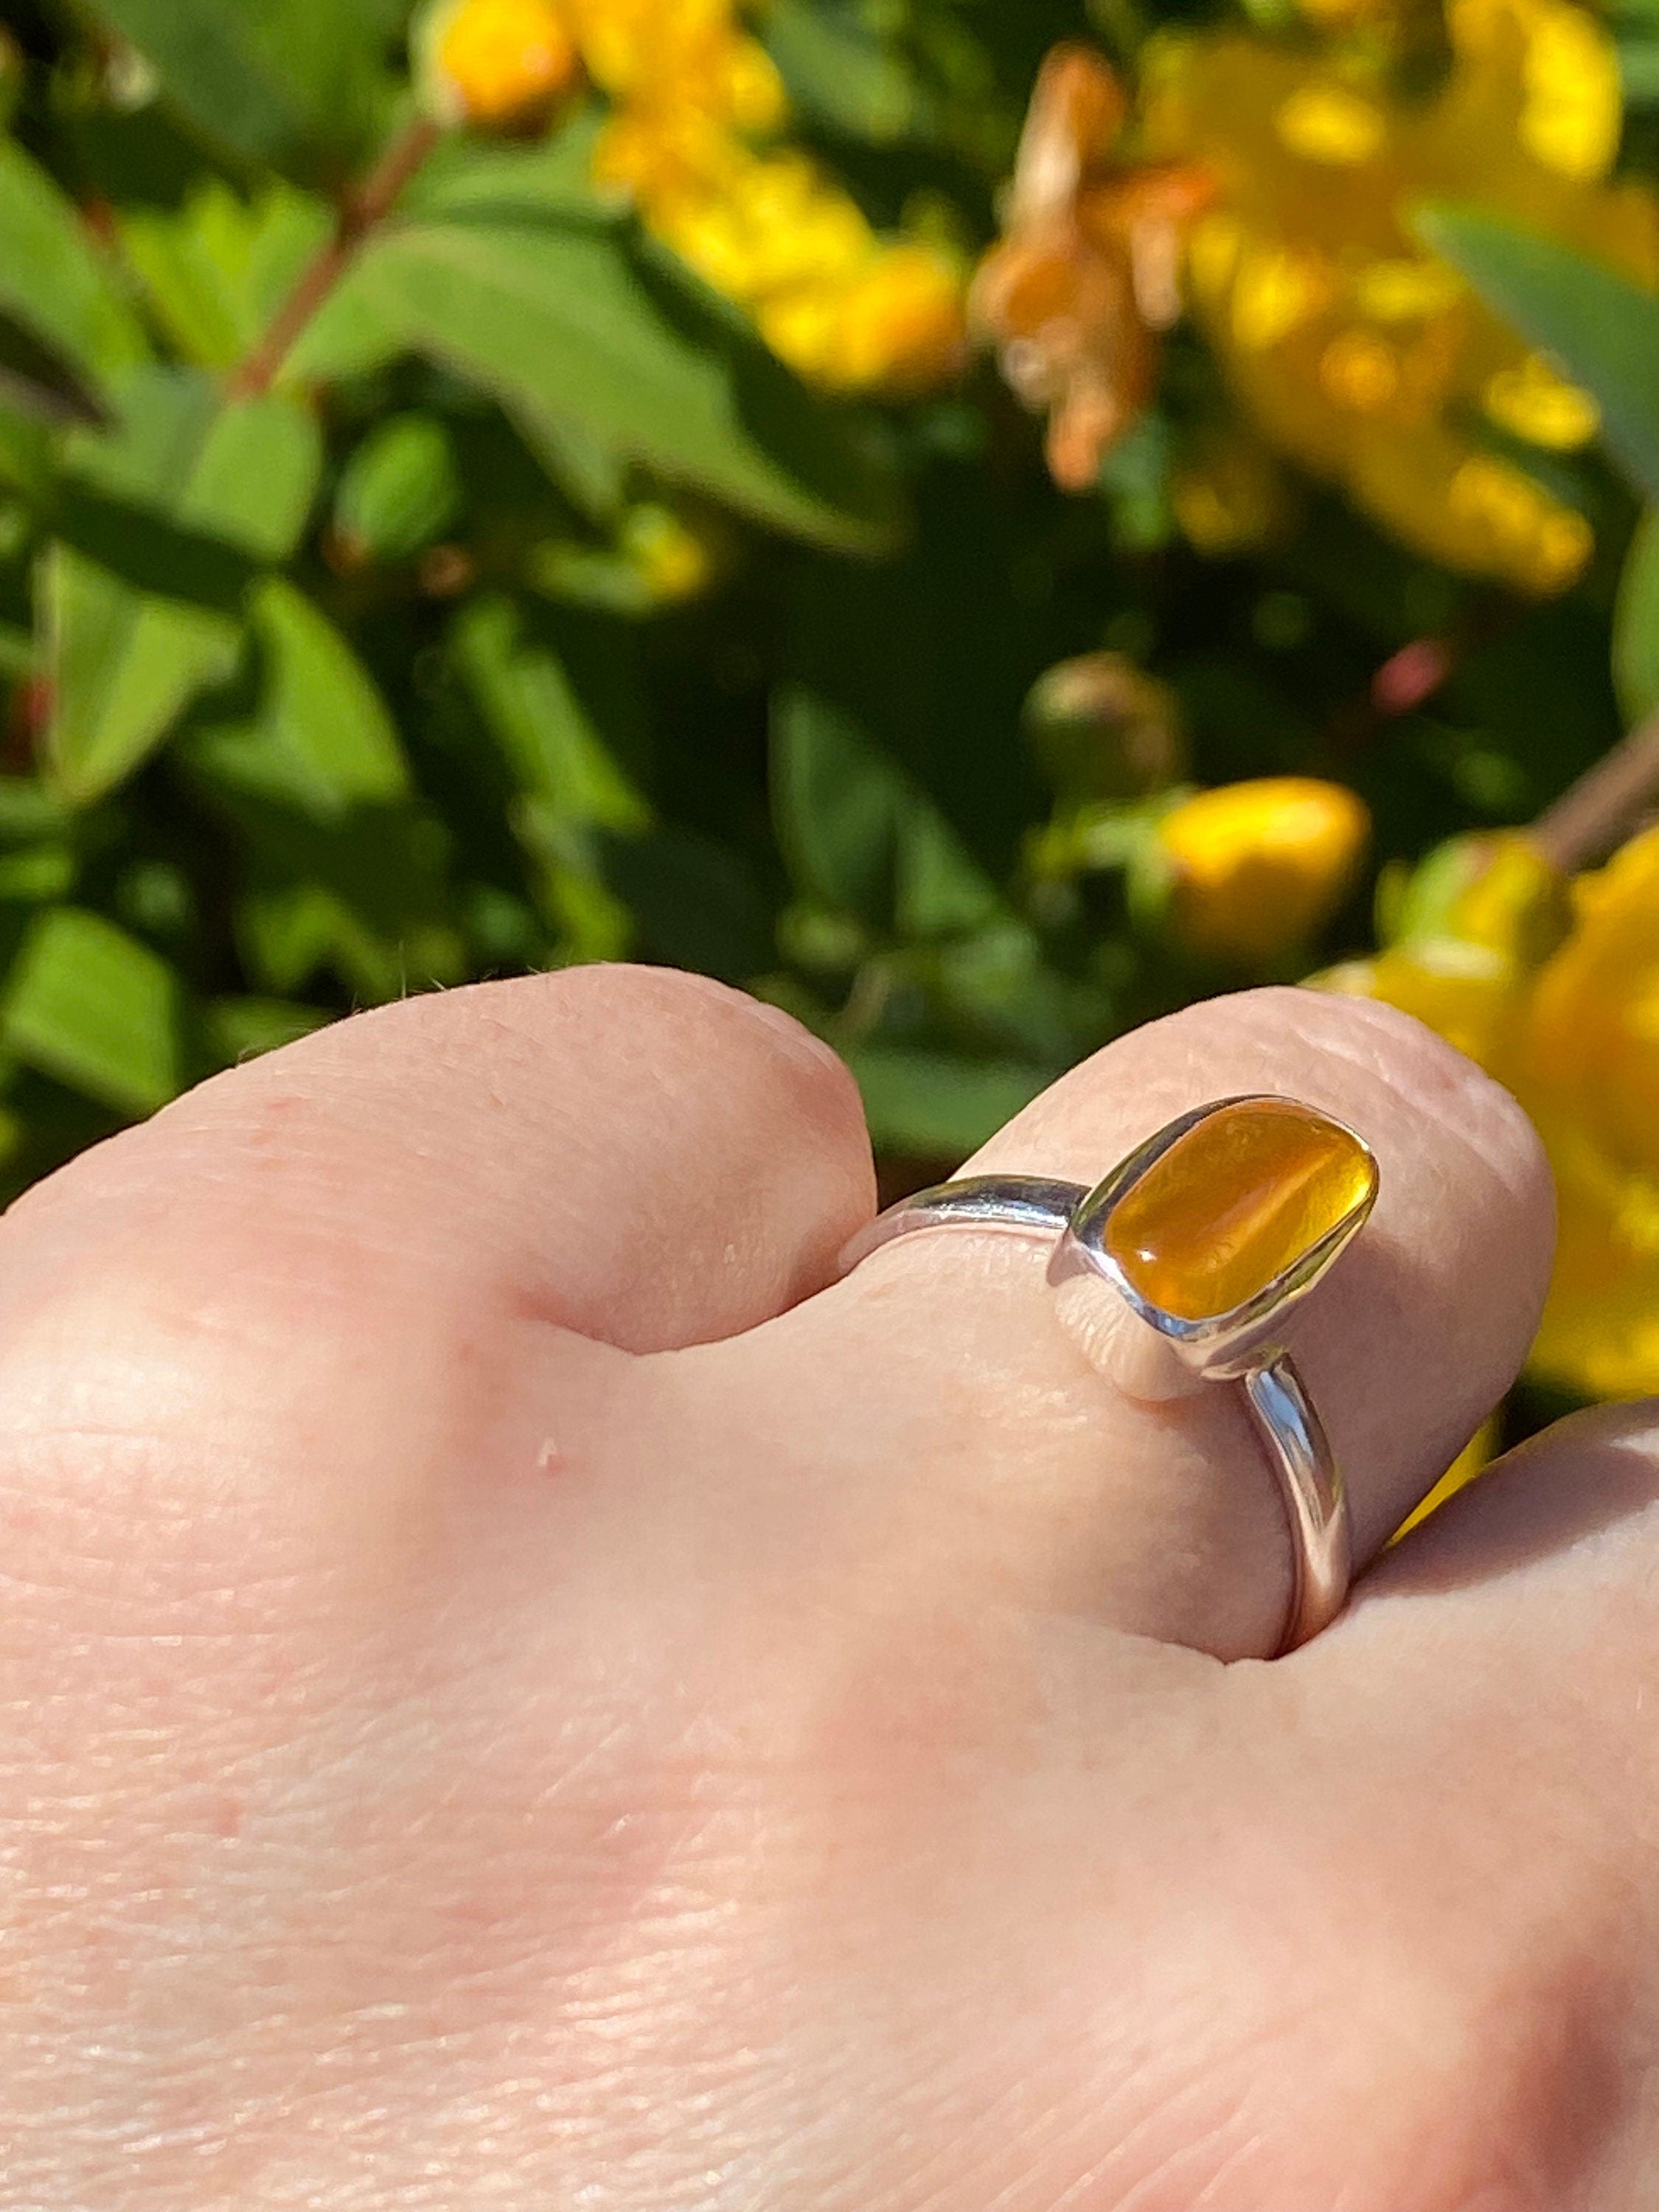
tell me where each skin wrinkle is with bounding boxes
[1276,1009,1545,1206]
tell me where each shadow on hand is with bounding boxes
[1360,1400,1659,1601]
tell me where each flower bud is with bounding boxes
[1023,652,1185,799]
[331,414,461,568]
[622,503,724,605]
[1382,829,1571,966]
[1158,776,1368,964]
[431,0,580,128]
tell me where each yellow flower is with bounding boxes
[766,244,967,394]
[566,0,785,125]
[434,0,580,125]
[1392,1415,1501,1539]
[1159,776,1369,964]
[568,0,967,397]
[1273,84,1387,166]
[1517,830,1659,1394]
[1141,0,1659,591]
[1323,824,1659,1397]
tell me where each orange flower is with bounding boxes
[972,46,1213,490]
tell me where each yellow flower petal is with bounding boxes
[436,0,580,124]
[1274,84,1386,164]
[1447,454,1593,593]
[1230,243,1330,350]
[1482,353,1601,448]
[1160,777,1369,964]
[1350,259,1466,322]
[1520,0,1622,181]
[1319,329,1399,411]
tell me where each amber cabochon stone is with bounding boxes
[1104,1098,1375,1322]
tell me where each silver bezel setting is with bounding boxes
[1046,1092,1377,1380]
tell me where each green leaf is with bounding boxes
[0,779,72,842]
[0,407,54,504]
[184,577,410,821]
[762,0,928,145]
[514,408,627,524]
[234,825,463,1004]
[61,364,321,563]
[282,262,406,386]
[0,139,147,393]
[117,178,331,369]
[453,595,647,829]
[45,366,323,801]
[351,218,904,551]
[844,1044,1050,1158]
[773,684,997,935]
[44,546,241,804]
[1620,36,1659,105]
[2,905,184,1115]
[1416,204,1659,498]
[600,826,773,983]
[79,0,403,181]
[774,684,908,921]
[399,114,619,228]
[203,993,329,1065]
[1615,507,1659,722]
[0,844,74,902]
[0,309,108,428]
[333,412,459,563]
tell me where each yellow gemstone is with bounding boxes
[1105,1099,1375,1321]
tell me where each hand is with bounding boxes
[1,970,1650,2209]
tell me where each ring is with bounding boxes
[836,1095,1379,1655]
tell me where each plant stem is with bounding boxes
[227,115,440,402]
[1530,706,1659,874]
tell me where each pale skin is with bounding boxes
[2,967,1657,2210]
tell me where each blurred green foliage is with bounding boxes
[0,0,1652,1197]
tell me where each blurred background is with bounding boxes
[1,0,1658,1481]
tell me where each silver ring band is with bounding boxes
[837,1097,1374,1655]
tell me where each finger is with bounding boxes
[3,964,872,1355]
[1332,1397,1659,1674]
[1213,1405,1659,2201]
[670,987,1553,1659]
[0,966,872,1613]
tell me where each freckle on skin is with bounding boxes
[215,1798,243,1840]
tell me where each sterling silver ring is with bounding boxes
[837,1093,1379,1655]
